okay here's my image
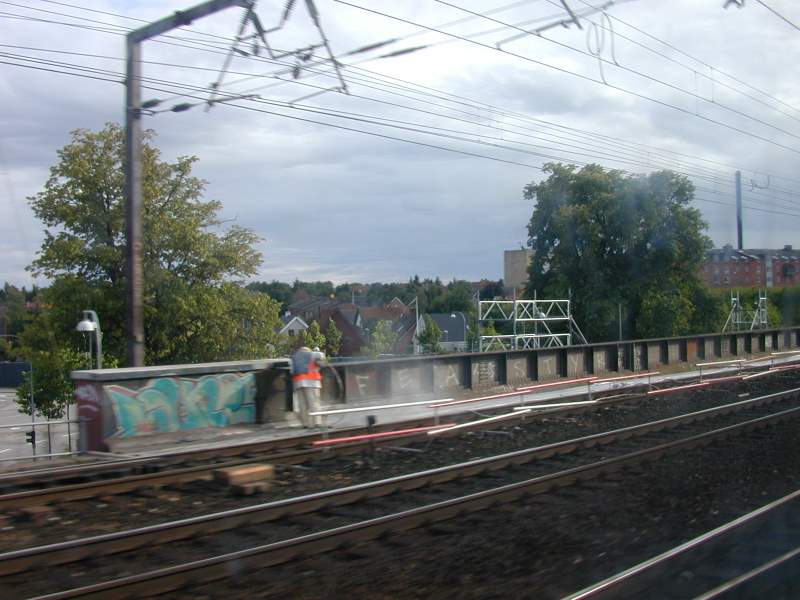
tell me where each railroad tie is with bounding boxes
[212,464,275,496]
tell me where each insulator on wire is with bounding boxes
[171,103,192,113]
[141,99,161,109]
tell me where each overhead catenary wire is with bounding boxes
[430,0,800,141]
[2,47,799,209]
[331,0,800,156]
[0,48,759,194]
[754,0,800,33]
[576,0,800,118]
[6,3,800,215]
[6,51,800,221]
[5,57,800,224]
[9,1,800,158]
[562,0,800,122]
[9,2,800,190]
[7,38,800,211]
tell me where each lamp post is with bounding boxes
[76,310,103,369]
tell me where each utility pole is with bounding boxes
[735,170,743,250]
[124,0,250,366]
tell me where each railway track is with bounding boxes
[0,371,789,508]
[0,381,657,507]
[3,386,800,598]
[567,488,800,599]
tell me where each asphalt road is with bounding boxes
[0,388,77,462]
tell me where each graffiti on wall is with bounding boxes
[105,373,256,437]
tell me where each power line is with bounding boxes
[9,41,800,209]
[11,2,800,188]
[586,0,800,117]
[7,54,800,223]
[332,0,800,156]
[557,0,800,124]
[432,0,800,141]
[755,0,800,33]
[8,4,800,209]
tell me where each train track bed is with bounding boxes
[0,366,791,497]
[1,386,799,597]
[569,488,800,599]
[0,365,786,492]
[0,375,798,552]
[177,417,800,600]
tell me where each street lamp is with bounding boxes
[76,310,103,369]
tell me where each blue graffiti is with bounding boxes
[105,373,256,437]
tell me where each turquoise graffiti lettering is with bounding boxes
[105,373,256,437]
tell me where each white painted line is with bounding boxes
[513,400,598,410]
[311,398,454,417]
[696,359,745,367]
[9,427,19,431]
[427,410,531,436]
[0,449,11,454]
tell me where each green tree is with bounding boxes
[9,309,121,418]
[365,320,398,358]
[1,283,28,337]
[246,280,294,307]
[18,123,283,401]
[324,318,342,357]
[300,320,326,350]
[416,314,443,354]
[524,163,712,342]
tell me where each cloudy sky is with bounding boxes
[2,0,800,288]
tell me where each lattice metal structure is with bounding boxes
[722,290,769,332]
[478,299,587,351]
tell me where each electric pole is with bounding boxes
[735,170,743,250]
[124,0,250,366]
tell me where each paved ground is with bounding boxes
[0,388,77,463]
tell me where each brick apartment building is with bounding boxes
[701,244,800,288]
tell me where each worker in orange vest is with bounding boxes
[291,345,326,427]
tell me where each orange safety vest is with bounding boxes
[292,354,322,382]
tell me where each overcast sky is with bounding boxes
[2,0,800,288]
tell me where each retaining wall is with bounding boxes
[72,328,800,451]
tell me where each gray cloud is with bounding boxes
[3,0,800,288]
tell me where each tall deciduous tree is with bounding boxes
[21,123,282,382]
[524,163,713,341]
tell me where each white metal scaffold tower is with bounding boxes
[478,298,588,351]
[722,290,769,332]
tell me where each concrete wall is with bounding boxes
[72,359,288,451]
[73,327,800,451]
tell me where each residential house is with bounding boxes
[416,312,469,353]
[277,313,308,338]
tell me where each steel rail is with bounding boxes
[0,383,649,499]
[0,368,686,487]
[0,373,780,503]
[564,488,800,600]
[22,397,800,599]
[2,386,798,578]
